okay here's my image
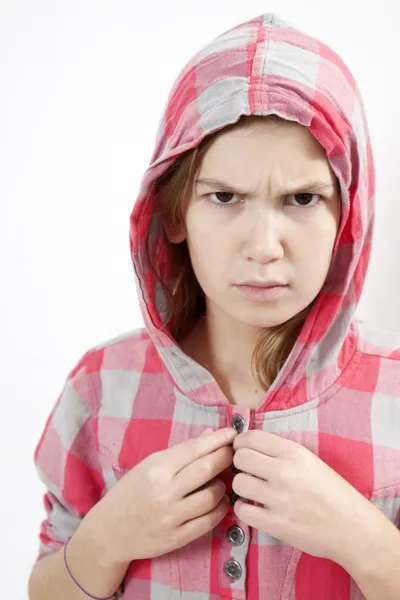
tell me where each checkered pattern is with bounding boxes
[33,12,400,600]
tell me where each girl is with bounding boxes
[28,12,400,600]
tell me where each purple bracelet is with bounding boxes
[64,536,122,599]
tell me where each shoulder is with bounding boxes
[90,327,151,351]
[35,328,156,457]
[75,327,156,376]
[54,328,157,418]
[89,327,151,353]
[356,318,400,361]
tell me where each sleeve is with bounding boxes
[33,349,105,563]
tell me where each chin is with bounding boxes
[233,309,296,329]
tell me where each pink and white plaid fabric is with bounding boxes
[33,12,400,600]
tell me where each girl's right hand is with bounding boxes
[85,426,238,565]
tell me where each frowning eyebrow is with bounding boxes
[195,178,337,195]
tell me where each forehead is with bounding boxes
[198,119,336,184]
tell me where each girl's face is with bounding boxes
[167,119,341,330]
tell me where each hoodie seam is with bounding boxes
[248,13,270,111]
[372,482,400,494]
[259,14,270,87]
[359,353,400,362]
[357,347,400,361]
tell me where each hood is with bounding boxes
[129,12,375,412]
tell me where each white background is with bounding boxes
[2,1,400,597]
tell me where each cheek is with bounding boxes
[311,223,337,253]
[185,223,220,281]
[290,217,338,275]
[187,238,215,272]
[185,209,232,265]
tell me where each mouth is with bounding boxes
[237,280,287,288]
[234,282,288,301]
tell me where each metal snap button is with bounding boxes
[227,525,245,546]
[231,415,245,433]
[224,559,242,580]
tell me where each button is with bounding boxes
[232,415,245,433]
[230,492,241,505]
[227,525,245,546]
[224,559,242,580]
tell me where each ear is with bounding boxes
[163,218,186,244]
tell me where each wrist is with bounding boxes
[334,505,393,575]
[79,504,130,570]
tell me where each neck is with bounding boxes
[180,307,267,403]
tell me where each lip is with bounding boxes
[237,280,287,288]
[235,282,288,301]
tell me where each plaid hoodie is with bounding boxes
[33,12,400,600]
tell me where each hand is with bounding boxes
[232,430,381,567]
[88,426,237,565]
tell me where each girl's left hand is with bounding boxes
[232,430,383,568]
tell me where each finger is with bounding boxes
[199,428,214,436]
[166,427,237,475]
[233,499,269,532]
[173,445,233,497]
[233,430,292,456]
[177,495,230,546]
[199,427,216,437]
[176,479,227,523]
[234,447,274,480]
[233,472,269,505]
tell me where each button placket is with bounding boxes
[231,414,245,433]
[224,559,243,580]
[227,525,245,546]
[222,413,247,587]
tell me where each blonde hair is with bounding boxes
[146,115,317,390]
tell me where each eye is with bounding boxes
[204,191,324,208]
[285,193,322,207]
[206,191,242,206]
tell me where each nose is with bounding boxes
[241,209,284,264]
